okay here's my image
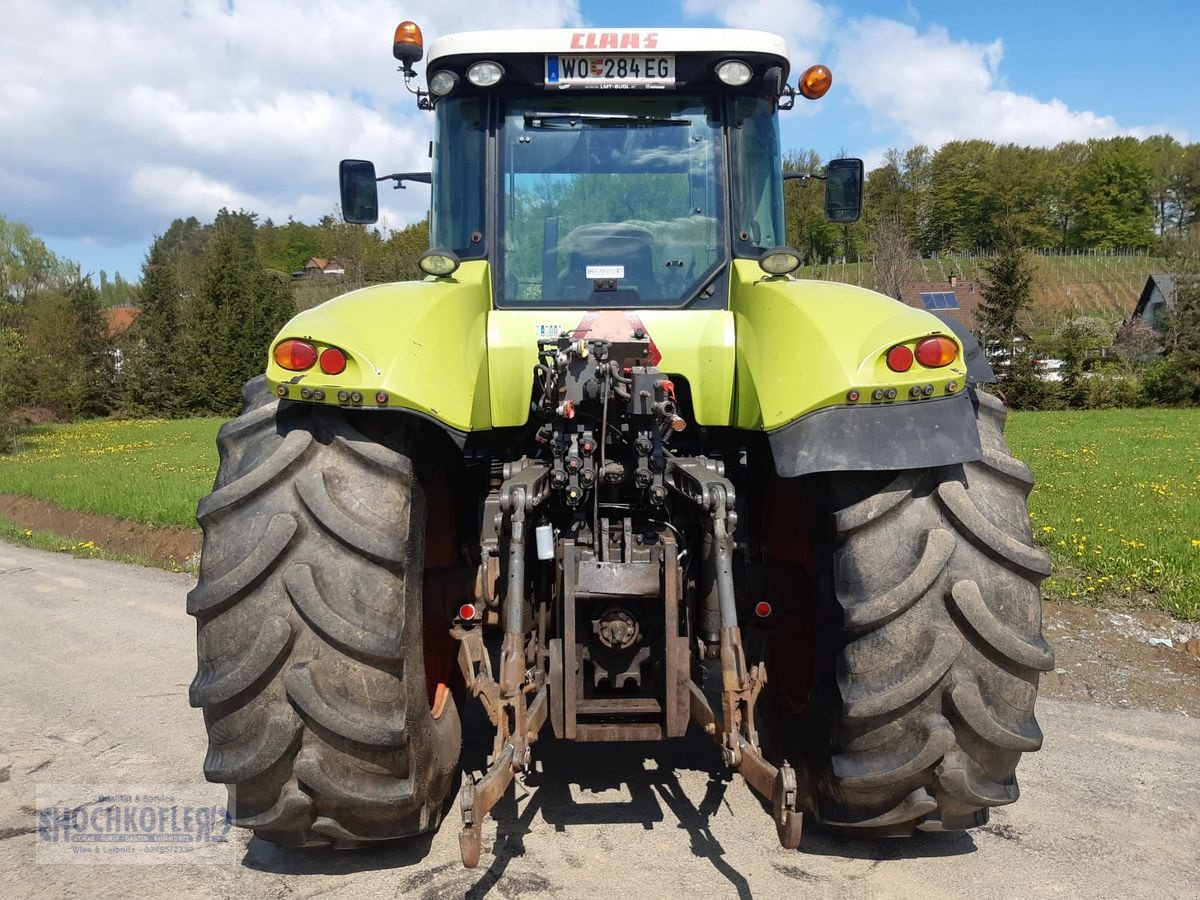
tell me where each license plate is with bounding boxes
[545,54,675,89]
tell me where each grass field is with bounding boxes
[0,418,222,527]
[1007,408,1200,620]
[0,408,1196,619]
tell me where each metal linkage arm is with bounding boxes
[677,464,803,850]
[455,463,551,868]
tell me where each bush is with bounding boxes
[997,353,1154,411]
[1051,315,1115,347]
[1113,320,1160,363]
[998,351,1063,410]
[1143,357,1199,405]
[0,423,22,455]
[1082,367,1147,408]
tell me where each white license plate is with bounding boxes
[545,54,675,89]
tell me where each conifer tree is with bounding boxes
[978,232,1034,354]
[200,209,295,414]
[63,272,114,417]
[122,236,185,416]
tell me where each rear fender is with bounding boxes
[729,260,981,476]
[264,261,492,439]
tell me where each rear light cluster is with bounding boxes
[274,339,317,371]
[319,347,347,375]
[843,337,962,405]
[886,345,914,372]
[273,339,349,375]
[272,339,378,405]
[886,336,958,373]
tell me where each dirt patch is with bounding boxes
[1042,600,1200,717]
[0,494,200,569]
[3,407,62,427]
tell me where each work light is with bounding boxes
[715,60,752,86]
[467,61,504,87]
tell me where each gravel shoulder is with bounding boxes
[0,541,1197,900]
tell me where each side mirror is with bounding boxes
[824,158,864,224]
[339,159,379,224]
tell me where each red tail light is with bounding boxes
[319,347,347,375]
[915,336,959,368]
[886,344,914,372]
[274,339,317,371]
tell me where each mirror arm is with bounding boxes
[783,172,825,185]
[377,172,433,190]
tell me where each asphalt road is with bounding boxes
[1,541,1197,900]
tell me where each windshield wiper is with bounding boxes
[523,112,689,128]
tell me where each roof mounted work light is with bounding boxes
[715,59,753,86]
[466,61,505,87]
[429,70,459,96]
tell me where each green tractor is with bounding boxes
[188,22,1052,867]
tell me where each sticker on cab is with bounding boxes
[586,265,625,279]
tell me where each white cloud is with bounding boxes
[681,0,836,65]
[129,166,260,217]
[0,1,582,248]
[833,17,1141,148]
[678,2,1177,152]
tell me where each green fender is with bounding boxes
[265,262,493,436]
[728,260,981,475]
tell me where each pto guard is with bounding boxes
[728,260,982,476]
[265,261,493,438]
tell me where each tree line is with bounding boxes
[0,210,428,441]
[783,134,1200,265]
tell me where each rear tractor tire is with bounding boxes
[800,388,1054,834]
[187,377,461,847]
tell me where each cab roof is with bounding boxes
[427,27,789,70]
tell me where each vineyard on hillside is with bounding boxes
[800,250,1165,327]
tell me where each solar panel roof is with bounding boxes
[920,291,960,310]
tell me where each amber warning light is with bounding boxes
[798,64,833,100]
[393,20,424,70]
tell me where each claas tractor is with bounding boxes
[187,22,1052,867]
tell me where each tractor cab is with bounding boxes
[340,25,862,309]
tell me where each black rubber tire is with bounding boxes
[187,377,461,847]
[802,388,1054,834]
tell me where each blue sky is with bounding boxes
[5,0,1196,282]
